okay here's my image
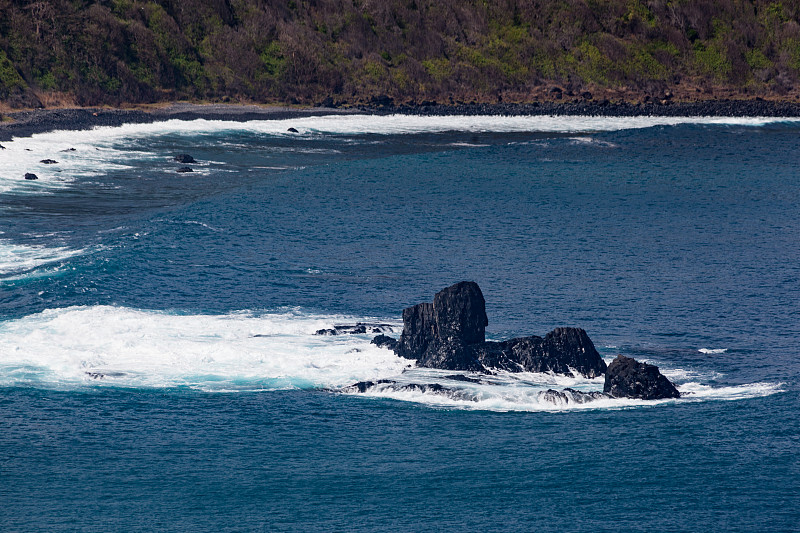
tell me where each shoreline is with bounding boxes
[2,99,800,141]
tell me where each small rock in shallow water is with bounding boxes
[40,159,58,164]
[603,355,680,400]
[61,147,76,152]
[177,167,193,173]
[174,154,196,163]
[287,127,299,133]
[24,173,38,180]
[371,334,398,350]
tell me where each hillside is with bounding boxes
[1,0,799,108]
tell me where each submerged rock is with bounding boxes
[343,379,463,397]
[177,166,193,173]
[40,159,58,164]
[61,147,76,152]
[24,173,38,180]
[539,387,609,405]
[392,281,607,377]
[603,355,680,400]
[174,154,196,163]
[315,323,394,336]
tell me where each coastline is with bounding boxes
[2,98,800,141]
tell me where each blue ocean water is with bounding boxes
[1,115,798,531]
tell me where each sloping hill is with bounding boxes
[1,0,799,108]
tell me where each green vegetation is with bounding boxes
[0,0,799,107]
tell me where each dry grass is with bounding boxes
[33,91,79,109]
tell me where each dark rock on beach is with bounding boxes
[176,166,193,173]
[603,355,681,400]
[174,154,196,163]
[24,173,38,180]
[40,159,58,164]
[393,281,607,377]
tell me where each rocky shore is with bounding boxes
[2,98,800,142]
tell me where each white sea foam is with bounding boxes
[23,114,799,140]
[699,348,728,354]
[0,239,85,278]
[0,306,407,391]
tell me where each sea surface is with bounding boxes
[1,114,798,531]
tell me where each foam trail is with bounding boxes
[0,306,407,391]
[699,348,728,354]
[0,240,85,278]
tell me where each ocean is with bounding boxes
[1,114,798,531]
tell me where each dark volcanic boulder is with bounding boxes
[371,334,398,351]
[472,328,606,377]
[24,173,38,180]
[433,281,487,345]
[40,159,58,164]
[603,355,680,400]
[287,127,299,133]
[174,154,196,163]
[396,282,486,370]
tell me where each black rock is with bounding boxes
[443,374,482,383]
[603,355,681,400]
[473,327,607,377]
[177,166,193,173]
[393,281,606,377]
[287,127,299,133]
[24,173,38,180]
[40,159,58,164]
[345,379,397,393]
[174,154,196,163]
[61,148,76,152]
[315,323,394,336]
[0,144,5,149]
[371,334,398,350]
[343,379,457,396]
[539,387,609,405]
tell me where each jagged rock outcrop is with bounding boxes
[603,355,681,400]
[387,281,607,377]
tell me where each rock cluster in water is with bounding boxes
[394,281,607,378]
[344,281,681,402]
